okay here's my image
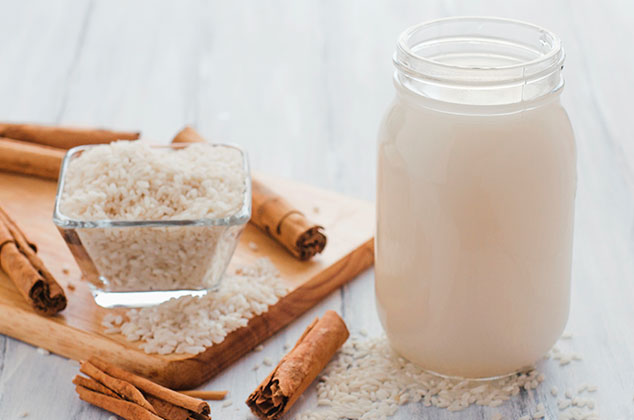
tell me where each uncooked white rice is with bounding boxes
[102,258,287,355]
[296,336,601,420]
[60,141,247,291]
[295,337,544,420]
[533,402,546,418]
[549,345,584,366]
[61,141,245,221]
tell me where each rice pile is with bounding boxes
[102,258,287,355]
[296,336,600,420]
[60,141,247,291]
[61,141,245,221]
[295,337,543,420]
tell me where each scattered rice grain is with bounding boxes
[296,337,547,419]
[103,259,287,355]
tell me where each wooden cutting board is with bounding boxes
[0,171,374,389]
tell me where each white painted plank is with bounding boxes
[0,0,91,121]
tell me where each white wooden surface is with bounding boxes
[0,1,633,419]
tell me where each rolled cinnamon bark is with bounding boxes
[179,390,227,400]
[0,205,67,315]
[0,122,140,149]
[246,310,349,420]
[251,180,326,260]
[146,395,192,420]
[73,375,120,398]
[80,361,157,414]
[0,206,37,252]
[0,137,65,180]
[172,125,205,143]
[75,385,163,420]
[171,126,327,260]
[89,357,211,416]
[75,358,212,420]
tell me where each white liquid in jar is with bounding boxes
[376,92,576,378]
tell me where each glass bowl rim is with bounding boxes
[52,142,252,229]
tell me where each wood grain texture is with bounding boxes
[0,171,373,390]
[0,0,633,419]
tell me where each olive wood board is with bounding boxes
[0,171,374,389]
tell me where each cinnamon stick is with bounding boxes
[179,390,227,400]
[75,358,211,420]
[146,395,192,420]
[172,125,205,143]
[73,375,120,398]
[75,385,163,420]
[246,310,349,420]
[89,357,210,416]
[172,125,327,260]
[0,206,37,252]
[251,180,327,260]
[0,204,67,315]
[80,360,157,414]
[0,137,64,180]
[0,122,140,149]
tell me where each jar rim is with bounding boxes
[394,16,564,87]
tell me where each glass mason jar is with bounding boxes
[375,17,576,378]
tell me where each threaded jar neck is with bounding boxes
[393,17,565,106]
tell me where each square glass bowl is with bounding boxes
[52,143,251,308]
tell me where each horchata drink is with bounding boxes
[375,17,576,378]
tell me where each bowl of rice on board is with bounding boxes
[53,140,251,308]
